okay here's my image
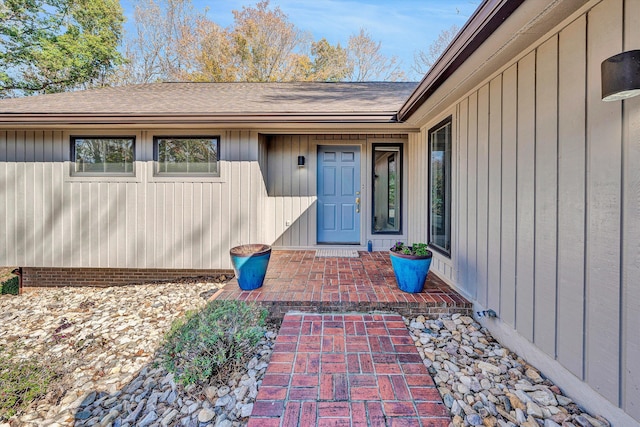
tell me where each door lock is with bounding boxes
[355,197,360,213]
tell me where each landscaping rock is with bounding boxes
[406,314,610,427]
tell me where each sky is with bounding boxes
[120,0,482,81]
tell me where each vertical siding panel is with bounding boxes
[534,36,559,356]
[487,76,502,312]
[0,132,7,264]
[0,130,6,160]
[309,139,317,245]
[32,134,45,265]
[240,131,251,246]
[623,0,640,417]
[557,16,587,378]
[516,51,536,341]
[476,85,490,307]
[292,135,301,245]
[201,182,212,269]
[283,136,293,247]
[14,133,26,264]
[457,99,469,294]
[501,64,518,327]
[193,183,204,268]
[148,181,159,269]
[33,131,44,162]
[212,179,223,268]
[127,182,137,268]
[160,183,171,267]
[300,135,310,246]
[61,133,73,267]
[24,130,34,161]
[6,131,16,161]
[230,132,242,248]
[100,183,109,267]
[467,92,478,299]
[43,131,53,161]
[184,183,193,268]
[585,0,622,403]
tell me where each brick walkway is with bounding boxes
[212,251,471,318]
[248,313,450,427]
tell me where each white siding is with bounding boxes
[407,0,639,418]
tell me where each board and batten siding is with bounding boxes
[266,134,409,250]
[0,130,266,270]
[408,0,639,420]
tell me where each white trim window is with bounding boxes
[154,136,220,176]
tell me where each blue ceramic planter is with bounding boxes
[389,250,432,293]
[230,244,272,291]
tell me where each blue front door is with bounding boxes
[317,145,361,244]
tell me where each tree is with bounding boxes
[118,0,206,84]
[188,20,237,82]
[0,0,124,97]
[346,28,405,82]
[308,38,350,82]
[228,0,310,82]
[413,24,459,76]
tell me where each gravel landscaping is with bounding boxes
[0,281,612,427]
[406,314,611,427]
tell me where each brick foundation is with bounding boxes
[21,267,234,288]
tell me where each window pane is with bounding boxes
[429,120,452,255]
[73,137,134,174]
[373,145,401,233]
[156,137,219,175]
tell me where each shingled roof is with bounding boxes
[0,82,418,126]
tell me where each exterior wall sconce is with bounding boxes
[297,155,305,167]
[602,50,640,101]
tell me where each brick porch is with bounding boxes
[248,313,451,427]
[210,250,471,318]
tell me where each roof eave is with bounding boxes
[397,0,525,122]
[0,112,401,126]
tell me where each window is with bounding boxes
[72,136,135,175]
[372,144,402,234]
[155,136,220,176]
[429,117,452,256]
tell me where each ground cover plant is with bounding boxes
[0,346,57,421]
[0,276,19,295]
[161,300,268,388]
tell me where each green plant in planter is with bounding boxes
[391,242,432,257]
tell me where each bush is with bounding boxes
[0,346,56,421]
[161,300,268,387]
[0,276,19,295]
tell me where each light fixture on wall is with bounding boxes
[297,155,305,167]
[602,50,640,101]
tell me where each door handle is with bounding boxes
[355,197,360,213]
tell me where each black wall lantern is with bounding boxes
[602,50,640,101]
[297,155,305,167]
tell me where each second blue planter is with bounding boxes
[389,250,433,293]
[229,244,272,291]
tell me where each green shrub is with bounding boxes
[0,346,56,421]
[0,276,19,295]
[161,300,268,386]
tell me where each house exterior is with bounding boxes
[0,0,638,424]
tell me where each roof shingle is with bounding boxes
[0,82,417,117]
